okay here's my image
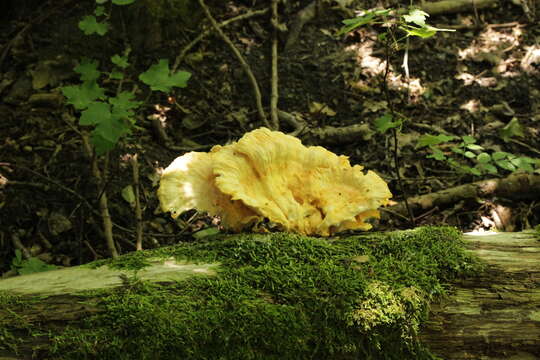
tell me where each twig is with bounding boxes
[382,32,415,227]
[172,8,269,72]
[130,154,144,251]
[197,0,269,128]
[10,164,152,236]
[84,240,101,261]
[285,1,319,52]
[270,0,280,130]
[82,135,118,258]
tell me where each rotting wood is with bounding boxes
[0,230,538,359]
[420,0,498,15]
[388,172,540,217]
[421,231,540,359]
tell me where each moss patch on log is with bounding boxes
[0,227,480,359]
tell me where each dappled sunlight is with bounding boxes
[521,45,540,73]
[346,39,387,77]
[456,24,527,83]
[458,26,522,61]
[345,33,425,101]
[389,76,425,100]
[455,72,497,87]
[460,99,483,113]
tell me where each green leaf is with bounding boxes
[121,185,136,207]
[510,157,536,173]
[495,159,516,171]
[499,117,524,142]
[477,153,491,163]
[62,81,106,110]
[79,15,108,36]
[482,163,498,174]
[464,151,476,159]
[469,167,482,176]
[139,59,191,92]
[373,113,400,133]
[109,92,141,119]
[80,102,111,126]
[96,116,125,143]
[461,135,476,144]
[337,9,391,35]
[399,24,436,39]
[466,144,484,151]
[403,9,429,27]
[94,5,106,16]
[192,227,220,239]
[90,133,116,155]
[75,59,101,82]
[492,151,509,161]
[111,54,129,69]
[426,148,446,161]
[112,0,136,4]
[416,134,456,149]
[96,0,108,4]
[18,257,57,275]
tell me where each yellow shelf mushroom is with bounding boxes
[158,128,392,236]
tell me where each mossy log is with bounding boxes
[0,228,538,359]
[421,231,540,359]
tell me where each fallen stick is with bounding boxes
[389,172,540,216]
[420,0,498,15]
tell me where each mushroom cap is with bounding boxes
[157,151,259,231]
[158,128,391,235]
[212,128,392,235]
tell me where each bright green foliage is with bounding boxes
[65,0,191,155]
[338,8,454,39]
[10,250,57,275]
[80,0,137,38]
[75,59,101,82]
[62,81,106,110]
[79,15,108,36]
[32,227,477,360]
[62,58,142,154]
[374,113,402,133]
[337,9,391,35]
[111,54,129,69]
[399,9,454,39]
[416,134,456,149]
[139,59,191,93]
[419,134,540,176]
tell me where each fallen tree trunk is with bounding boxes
[421,231,540,359]
[388,172,540,217]
[0,228,538,359]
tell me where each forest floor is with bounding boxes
[0,0,539,273]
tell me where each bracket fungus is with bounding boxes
[158,128,392,236]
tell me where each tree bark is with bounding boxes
[1,231,538,359]
[421,231,540,359]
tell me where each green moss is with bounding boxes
[0,293,40,355]
[3,227,479,359]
